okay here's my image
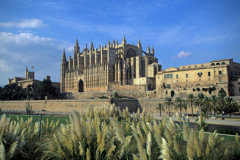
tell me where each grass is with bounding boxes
[0,114,69,125]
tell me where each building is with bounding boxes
[60,37,162,93]
[8,67,60,92]
[156,59,240,98]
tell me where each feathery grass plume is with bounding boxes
[159,138,171,160]
[79,141,84,156]
[106,145,116,160]
[223,148,229,159]
[236,133,239,144]
[208,134,214,151]
[154,133,162,148]
[86,148,91,160]
[198,114,202,126]
[141,108,146,120]
[193,132,198,153]
[125,119,131,132]
[0,143,6,160]
[161,117,166,128]
[140,120,149,136]
[114,143,125,159]
[176,112,181,123]
[137,108,140,117]
[137,126,146,146]
[173,136,180,154]
[6,141,18,159]
[183,123,189,142]
[153,120,160,134]
[167,118,176,135]
[145,113,150,123]
[146,132,152,159]
[187,130,195,160]
[197,146,201,157]
[109,117,125,143]
[133,132,148,160]
[164,128,173,148]
[146,122,153,132]
[198,128,204,150]
[131,121,138,133]
[133,154,140,160]
[205,144,210,158]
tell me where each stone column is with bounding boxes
[118,60,121,84]
[115,62,118,81]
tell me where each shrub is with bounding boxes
[196,88,200,91]
[26,102,33,115]
[193,88,195,92]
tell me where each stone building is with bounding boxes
[60,37,162,93]
[156,59,240,98]
[8,67,60,92]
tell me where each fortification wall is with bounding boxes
[1,97,239,115]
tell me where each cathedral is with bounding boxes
[60,37,161,93]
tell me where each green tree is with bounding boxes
[218,88,227,120]
[202,97,212,118]
[174,97,183,115]
[224,96,239,117]
[195,93,205,115]
[187,93,195,118]
[156,102,165,116]
[164,97,174,116]
[210,95,218,115]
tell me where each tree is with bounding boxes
[196,93,205,115]
[156,102,165,116]
[202,97,212,119]
[210,95,218,115]
[187,93,195,118]
[218,88,227,120]
[164,97,174,116]
[174,97,183,115]
[224,96,239,117]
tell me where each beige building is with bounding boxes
[8,67,60,92]
[156,59,240,98]
[60,37,161,93]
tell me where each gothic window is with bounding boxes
[186,73,188,78]
[167,84,171,89]
[219,71,222,74]
[170,73,173,78]
[167,74,169,78]
[164,74,167,79]
[127,48,136,58]
[176,74,178,79]
[208,72,211,76]
[219,77,222,81]
[198,72,202,77]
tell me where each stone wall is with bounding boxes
[1,97,239,115]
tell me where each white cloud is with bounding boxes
[0,19,44,28]
[0,59,12,72]
[177,51,191,58]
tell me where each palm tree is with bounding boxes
[182,100,188,114]
[224,96,239,117]
[164,97,174,116]
[218,88,227,120]
[187,93,195,118]
[210,95,218,115]
[156,102,165,116]
[202,97,211,118]
[196,93,205,114]
[174,97,183,115]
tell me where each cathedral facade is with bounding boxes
[60,37,162,93]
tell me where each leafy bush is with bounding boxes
[26,102,33,115]
[196,88,200,91]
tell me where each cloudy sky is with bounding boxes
[0,0,240,86]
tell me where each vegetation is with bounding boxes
[164,97,173,116]
[0,105,240,159]
[156,102,165,116]
[187,93,195,118]
[0,78,58,100]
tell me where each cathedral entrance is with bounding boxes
[79,80,84,92]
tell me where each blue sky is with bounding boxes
[0,0,240,86]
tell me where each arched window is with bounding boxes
[216,63,220,65]
[221,62,226,65]
[127,48,136,58]
[211,63,215,66]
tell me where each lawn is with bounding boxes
[0,114,69,125]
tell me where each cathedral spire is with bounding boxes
[122,36,126,44]
[137,39,141,47]
[147,44,150,54]
[62,49,66,63]
[90,41,94,50]
[74,38,80,54]
[151,46,154,55]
